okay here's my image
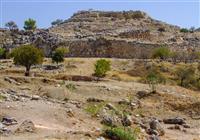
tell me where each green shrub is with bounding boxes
[180,28,189,33]
[94,59,111,77]
[0,48,5,59]
[24,18,37,30]
[144,67,166,93]
[175,66,196,88]
[152,46,171,60]
[52,47,69,65]
[66,83,76,91]
[104,127,137,140]
[85,103,105,117]
[10,44,44,76]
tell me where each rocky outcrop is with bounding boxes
[0,29,63,56]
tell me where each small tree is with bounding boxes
[24,18,37,30]
[11,45,44,76]
[175,66,196,87]
[51,19,63,26]
[5,21,18,31]
[145,67,166,93]
[94,59,111,78]
[180,28,189,33]
[152,46,171,60]
[51,47,68,65]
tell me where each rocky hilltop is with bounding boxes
[1,10,200,58]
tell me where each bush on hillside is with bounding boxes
[51,47,69,65]
[152,46,171,60]
[24,18,37,30]
[103,127,137,140]
[144,67,166,93]
[94,59,111,78]
[180,28,189,33]
[175,66,196,88]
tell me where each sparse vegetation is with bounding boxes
[66,83,76,91]
[52,47,69,65]
[180,28,189,33]
[10,44,44,76]
[24,18,37,30]
[152,46,171,60]
[103,127,137,140]
[175,66,196,88]
[144,66,166,93]
[0,48,6,59]
[85,103,105,117]
[94,59,111,77]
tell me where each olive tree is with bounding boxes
[5,21,18,31]
[94,59,111,78]
[145,67,166,93]
[51,47,69,65]
[175,66,196,87]
[24,18,37,30]
[11,45,44,76]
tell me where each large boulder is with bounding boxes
[147,119,165,136]
[39,86,69,100]
[163,117,186,125]
[15,120,36,133]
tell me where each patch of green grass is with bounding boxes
[66,83,76,91]
[0,94,6,100]
[85,103,105,117]
[103,127,138,140]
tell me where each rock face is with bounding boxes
[1,10,200,58]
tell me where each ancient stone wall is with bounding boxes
[64,38,159,59]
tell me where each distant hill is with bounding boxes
[0,10,200,58]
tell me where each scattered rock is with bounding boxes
[168,124,181,130]
[105,103,117,111]
[183,124,190,128]
[2,117,18,126]
[101,114,118,127]
[146,128,159,135]
[15,120,36,133]
[85,133,92,137]
[118,99,130,105]
[31,95,40,100]
[39,86,69,100]
[101,115,114,126]
[147,135,160,140]
[87,98,104,102]
[66,108,74,117]
[96,137,105,140]
[148,119,165,136]
[4,77,21,85]
[163,117,186,125]
[0,122,12,136]
[136,91,149,99]
[121,115,132,126]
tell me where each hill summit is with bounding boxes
[1,10,200,58]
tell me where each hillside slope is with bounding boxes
[1,10,200,58]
